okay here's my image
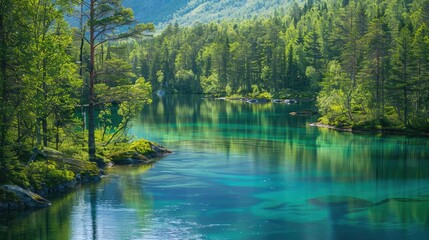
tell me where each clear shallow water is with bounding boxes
[1,95,429,240]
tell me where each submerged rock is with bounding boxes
[0,185,51,211]
[289,110,318,116]
[308,195,373,209]
[308,195,374,220]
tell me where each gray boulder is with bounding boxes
[1,185,51,209]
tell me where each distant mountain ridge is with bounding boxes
[123,0,294,29]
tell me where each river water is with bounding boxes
[1,95,429,240]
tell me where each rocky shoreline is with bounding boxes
[0,141,171,212]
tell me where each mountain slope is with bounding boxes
[122,0,188,24]
[123,0,294,29]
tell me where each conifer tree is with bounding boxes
[81,0,153,165]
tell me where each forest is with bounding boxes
[131,0,429,130]
[1,0,429,189]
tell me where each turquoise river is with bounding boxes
[1,95,429,240]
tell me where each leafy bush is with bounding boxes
[251,85,260,97]
[129,139,153,154]
[258,91,272,99]
[0,148,30,187]
[26,161,75,190]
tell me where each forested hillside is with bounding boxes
[123,0,295,29]
[123,0,429,130]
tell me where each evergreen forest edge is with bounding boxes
[140,0,429,132]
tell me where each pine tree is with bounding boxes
[389,26,414,125]
[81,0,153,165]
[363,17,391,119]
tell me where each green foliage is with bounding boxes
[118,77,152,122]
[201,74,222,95]
[251,85,260,98]
[98,105,113,141]
[98,58,136,87]
[26,161,75,190]
[257,91,273,100]
[409,116,429,131]
[317,61,364,126]
[156,70,164,85]
[129,139,153,154]
[175,70,198,93]
[0,0,89,188]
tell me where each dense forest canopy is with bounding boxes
[0,0,428,186]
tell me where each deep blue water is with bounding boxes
[1,95,429,240]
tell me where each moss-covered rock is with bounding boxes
[108,150,149,164]
[102,139,172,165]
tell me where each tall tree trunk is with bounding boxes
[381,66,385,116]
[42,59,48,147]
[42,118,48,147]
[376,54,381,119]
[0,0,9,159]
[404,87,408,124]
[88,0,97,164]
[55,122,59,150]
[79,0,86,144]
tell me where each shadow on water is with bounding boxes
[308,195,429,225]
